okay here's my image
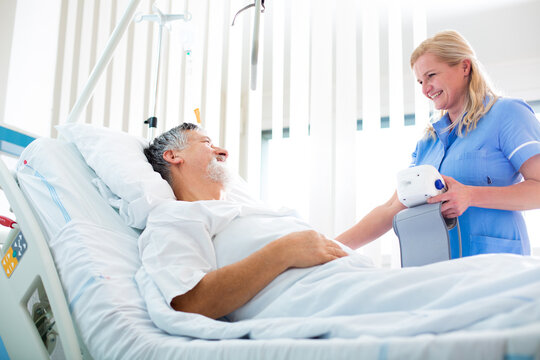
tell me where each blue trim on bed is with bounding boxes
[0,125,35,157]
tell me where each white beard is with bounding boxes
[206,156,231,187]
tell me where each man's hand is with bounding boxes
[274,230,349,269]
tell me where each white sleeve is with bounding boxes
[139,204,218,305]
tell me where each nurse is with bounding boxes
[337,30,540,258]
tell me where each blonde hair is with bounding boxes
[410,30,498,137]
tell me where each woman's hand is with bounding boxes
[275,230,349,269]
[427,175,473,218]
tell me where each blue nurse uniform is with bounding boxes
[411,98,540,258]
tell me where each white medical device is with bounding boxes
[393,165,456,267]
[396,165,446,207]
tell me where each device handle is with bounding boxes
[0,215,17,229]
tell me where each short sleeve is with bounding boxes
[499,99,540,171]
[139,203,218,305]
[409,142,419,167]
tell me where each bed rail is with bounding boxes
[0,157,84,359]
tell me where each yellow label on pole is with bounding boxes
[194,108,201,124]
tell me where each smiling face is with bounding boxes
[413,52,471,122]
[179,130,230,184]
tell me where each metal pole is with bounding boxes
[146,24,164,141]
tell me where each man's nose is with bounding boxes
[213,146,228,159]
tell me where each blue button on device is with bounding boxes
[434,179,445,190]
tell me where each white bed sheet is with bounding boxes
[16,138,540,360]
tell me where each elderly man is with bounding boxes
[142,123,349,320]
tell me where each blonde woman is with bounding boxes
[337,30,540,258]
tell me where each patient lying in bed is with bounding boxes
[140,122,350,320]
[138,123,540,332]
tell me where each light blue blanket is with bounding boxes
[136,253,540,342]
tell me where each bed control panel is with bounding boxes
[1,229,28,278]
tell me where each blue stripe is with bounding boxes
[22,163,71,223]
[505,355,534,360]
[0,126,35,157]
[0,336,10,360]
[378,343,389,360]
[69,277,97,312]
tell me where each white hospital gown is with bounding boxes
[138,199,353,321]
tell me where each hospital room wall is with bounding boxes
[0,1,17,127]
[1,0,540,265]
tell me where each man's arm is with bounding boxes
[336,191,406,249]
[170,230,348,319]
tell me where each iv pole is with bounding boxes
[231,0,265,90]
[136,5,191,140]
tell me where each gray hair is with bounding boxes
[144,122,201,184]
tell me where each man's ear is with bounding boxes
[163,149,184,165]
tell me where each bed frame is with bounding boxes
[0,157,89,359]
[0,1,144,358]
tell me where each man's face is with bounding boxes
[180,130,230,184]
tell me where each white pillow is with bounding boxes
[56,123,175,229]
